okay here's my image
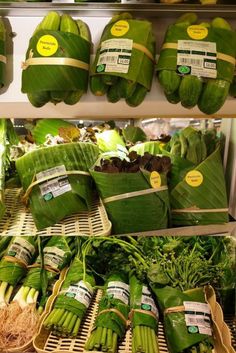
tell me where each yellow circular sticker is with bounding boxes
[36,35,58,57]
[185,170,203,187]
[150,171,162,188]
[111,20,129,37]
[187,25,208,40]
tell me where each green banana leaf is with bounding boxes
[0,18,6,88]
[129,141,163,156]
[170,147,229,226]
[32,119,75,145]
[16,142,99,230]
[122,126,147,144]
[22,30,90,93]
[0,119,7,220]
[90,168,170,234]
[91,19,155,90]
[151,286,214,353]
[53,256,95,317]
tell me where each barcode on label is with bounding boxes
[179,57,203,67]
[99,56,117,64]
[187,318,210,325]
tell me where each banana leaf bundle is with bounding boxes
[0,18,6,89]
[15,142,99,230]
[157,14,236,114]
[129,272,159,353]
[90,153,171,234]
[0,236,37,308]
[43,255,95,337]
[85,271,130,352]
[151,286,214,353]
[167,127,228,226]
[22,12,91,107]
[90,13,156,107]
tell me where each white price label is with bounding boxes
[107,281,130,305]
[7,237,35,265]
[65,281,93,308]
[141,286,159,319]
[43,246,66,269]
[184,301,212,336]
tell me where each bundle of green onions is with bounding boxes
[85,271,130,352]
[43,254,95,337]
[129,272,159,353]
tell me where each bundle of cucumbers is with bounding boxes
[90,13,156,107]
[157,13,236,115]
[21,12,91,107]
[0,17,6,90]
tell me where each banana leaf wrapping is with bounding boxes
[15,142,99,230]
[91,18,155,90]
[23,236,72,292]
[0,18,6,89]
[0,119,7,220]
[151,286,214,353]
[90,167,169,234]
[169,147,228,226]
[157,23,236,82]
[22,29,90,93]
[0,236,37,286]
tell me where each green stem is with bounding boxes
[94,326,103,349]
[71,317,81,337]
[62,311,73,331]
[107,328,113,350]
[67,313,77,335]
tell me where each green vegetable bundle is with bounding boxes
[0,18,6,89]
[90,13,155,107]
[22,12,91,107]
[157,14,236,114]
[151,286,213,353]
[167,126,228,226]
[0,119,7,221]
[129,273,159,353]
[85,272,130,352]
[0,236,37,308]
[44,255,95,337]
[15,142,99,230]
[90,165,170,234]
[13,236,73,310]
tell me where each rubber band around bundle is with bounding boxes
[22,170,90,204]
[21,57,89,71]
[129,308,158,322]
[27,263,60,274]
[161,42,236,66]
[164,305,185,315]
[172,207,229,214]
[0,55,6,64]
[96,308,128,327]
[103,186,168,204]
[3,255,28,269]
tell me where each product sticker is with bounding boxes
[36,165,71,201]
[65,280,93,308]
[107,281,130,305]
[185,170,203,187]
[141,286,159,319]
[43,246,66,269]
[187,25,209,40]
[7,237,35,265]
[177,40,217,79]
[96,38,133,74]
[36,35,59,57]
[111,20,130,37]
[150,171,162,188]
[184,301,212,336]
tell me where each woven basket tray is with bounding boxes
[33,287,236,353]
[0,189,112,236]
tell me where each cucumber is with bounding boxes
[126,84,147,107]
[175,13,198,26]
[229,76,236,97]
[76,19,91,42]
[198,79,230,115]
[34,11,60,35]
[64,90,84,105]
[50,91,69,104]
[179,75,203,109]
[211,17,232,31]
[158,70,181,94]
[107,83,121,103]
[60,14,79,35]
[109,13,132,25]
[164,90,180,104]
[102,75,118,86]
[90,75,108,96]
[117,78,137,99]
[27,91,50,108]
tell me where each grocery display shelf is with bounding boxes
[0,188,235,237]
[0,188,112,237]
[0,3,236,17]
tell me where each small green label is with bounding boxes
[141,304,151,311]
[44,192,53,201]
[178,65,191,74]
[96,64,105,73]
[8,251,16,257]
[66,292,76,298]
[188,326,198,334]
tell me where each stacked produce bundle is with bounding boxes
[0,236,73,350]
[90,151,171,234]
[165,126,228,226]
[15,138,99,230]
[0,18,6,90]
[21,12,91,107]
[129,272,159,353]
[157,13,236,114]
[90,13,156,107]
